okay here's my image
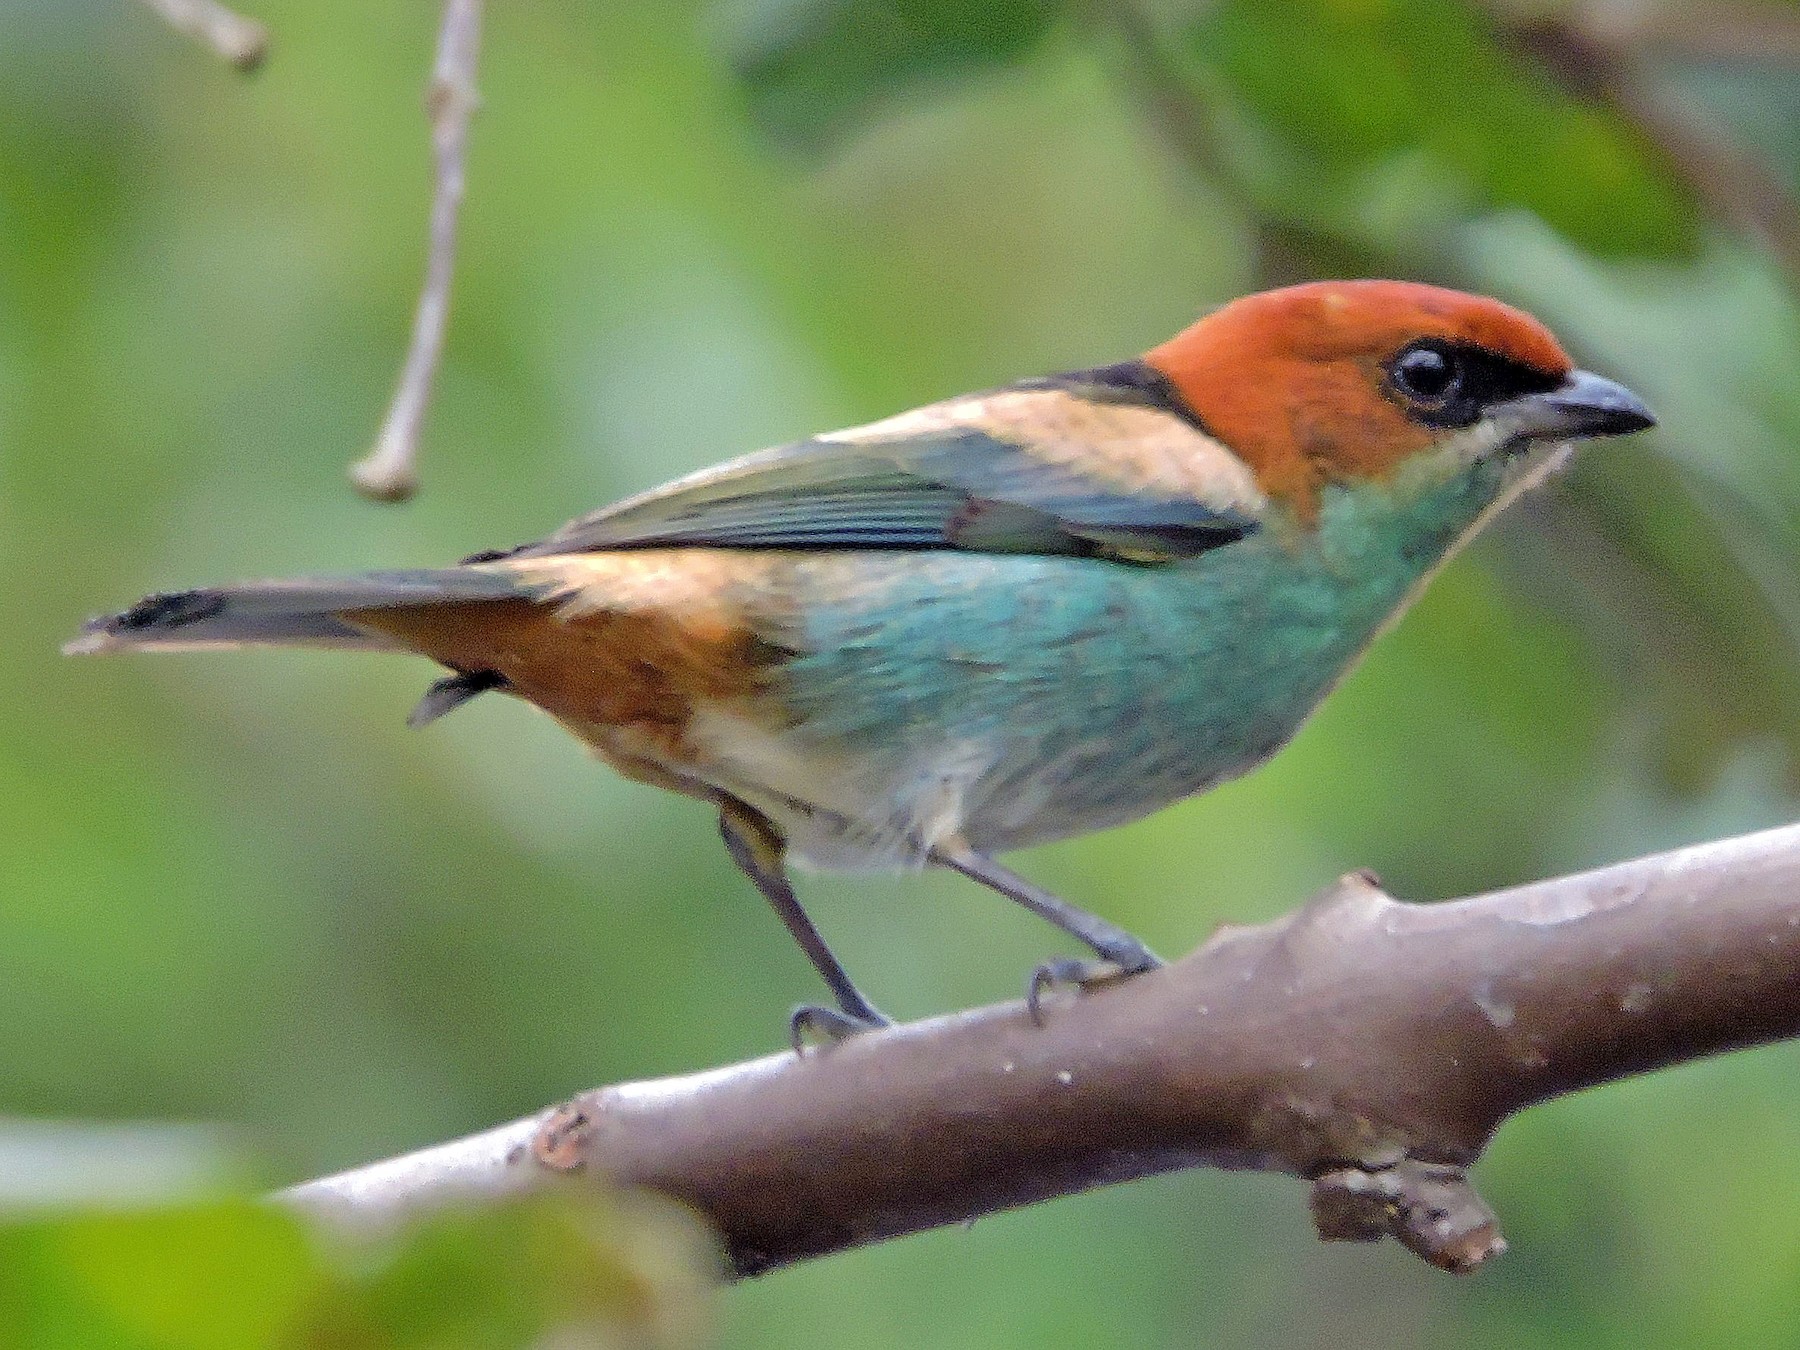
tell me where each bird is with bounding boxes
[69,280,1654,1045]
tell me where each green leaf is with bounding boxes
[0,1193,716,1350]
[726,0,1066,151]
[1181,0,1703,258]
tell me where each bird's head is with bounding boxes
[1146,280,1653,521]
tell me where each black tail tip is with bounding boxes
[63,589,226,655]
[113,590,228,632]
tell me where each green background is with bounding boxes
[4,0,1800,1344]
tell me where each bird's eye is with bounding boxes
[1390,344,1462,406]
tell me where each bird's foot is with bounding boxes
[1026,942,1162,1027]
[789,1002,894,1054]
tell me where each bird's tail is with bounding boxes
[64,567,526,656]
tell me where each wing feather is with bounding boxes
[515,370,1267,562]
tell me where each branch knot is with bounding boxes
[1309,1159,1505,1273]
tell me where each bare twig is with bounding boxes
[284,821,1800,1278]
[349,0,484,503]
[135,0,268,71]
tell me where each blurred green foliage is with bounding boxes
[0,1187,713,1348]
[3,0,1800,1346]
[728,0,1063,148]
[1182,0,1703,257]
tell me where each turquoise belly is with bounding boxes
[750,466,1505,858]
[766,551,1387,850]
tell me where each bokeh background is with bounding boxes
[5,0,1800,1344]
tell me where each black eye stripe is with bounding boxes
[1385,340,1563,429]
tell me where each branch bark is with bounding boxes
[349,0,484,503]
[283,821,1800,1277]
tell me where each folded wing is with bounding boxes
[513,366,1269,562]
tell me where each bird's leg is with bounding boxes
[934,843,1162,1025]
[718,797,893,1050]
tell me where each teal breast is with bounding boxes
[713,457,1514,866]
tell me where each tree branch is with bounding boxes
[348,0,484,503]
[282,821,1800,1276]
[1550,1,1800,67]
[1501,5,1800,286]
[135,0,268,71]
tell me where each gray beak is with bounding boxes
[1505,369,1656,440]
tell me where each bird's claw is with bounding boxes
[789,1003,894,1054]
[1025,944,1162,1027]
[1025,958,1122,1027]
